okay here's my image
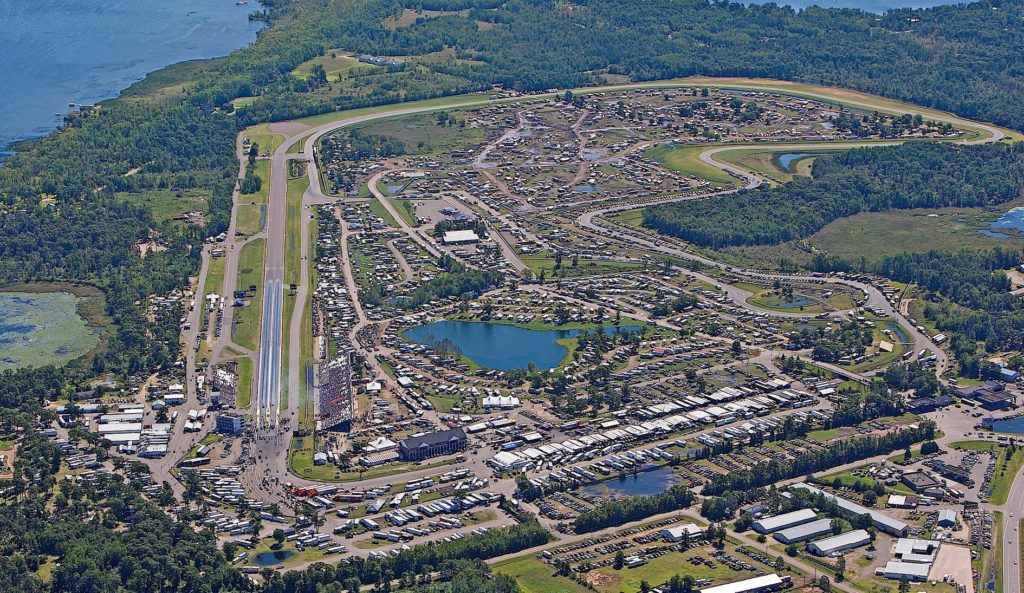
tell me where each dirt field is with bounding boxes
[929,544,975,593]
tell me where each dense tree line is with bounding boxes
[788,320,873,364]
[574,485,695,533]
[231,0,1024,132]
[877,248,1024,371]
[402,260,502,307]
[643,143,1024,248]
[702,422,935,495]
[882,362,944,398]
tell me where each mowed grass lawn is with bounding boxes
[591,549,756,593]
[493,555,591,593]
[235,356,253,409]
[284,176,308,287]
[291,52,369,80]
[232,239,265,352]
[236,160,271,236]
[245,131,285,156]
[648,143,737,187]
[714,148,797,183]
[368,198,398,227]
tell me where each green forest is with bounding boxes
[643,143,1024,248]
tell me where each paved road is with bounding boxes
[999,468,1024,593]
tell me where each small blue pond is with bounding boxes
[774,294,817,308]
[777,153,821,172]
[403,321,639,370]
[991,416,1024,435]
[581,466,679,499]
[253,550,293,566]
[979,207,1024,238]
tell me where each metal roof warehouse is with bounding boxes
[773,518,833,544]
[699,574,789,593]
[752,508,817,534]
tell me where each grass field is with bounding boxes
[613,209,646,229]
[736,282,827,314]
[284,177,308,288]
[236,160,271,236]
[245,536,328,568]
[200,255,226,328]
[353,112,488,156]
[648,143,738,187]
[291,51,370,80]
[522,254,644,279]
[393,199,417,227]
[493,555,592,593]
[368,198,398,227]
[246,132,284,156]
[589,547,760,593]
[819,466,914,495]
[116,189,209,224]
[846,318,911,373]
[235,357,253,409]
[809,201,1024,262]
[232,239,265,352]
[714,148,798,183]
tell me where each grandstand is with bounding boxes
[317,351,354,431]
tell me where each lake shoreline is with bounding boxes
[0,0,262,151]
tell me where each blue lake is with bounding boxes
[777,153,820,173]
[581,466,679,499]
[991,417,1024,435]
[744,0,963,12]
[402,321,638,370]
[0,0,262,150]
[253,550,293,566]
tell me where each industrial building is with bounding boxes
[791,483,909,536]
[882,561,931,581]
[699,574,791,593]
[773,519,833,544]
[442,230,480,245]
[661,523,705,542]
[752,508,818,534]
[893,538,940,564]
[216,414,243,435]
[937,510,957,527]
[807,529,872,556]
[900,471,941,493]
[399,427,468,461]
[886,494,918,509]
